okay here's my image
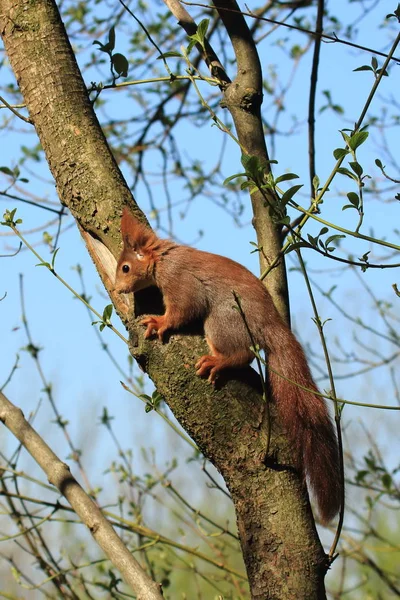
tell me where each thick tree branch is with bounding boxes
[163,0,230,84]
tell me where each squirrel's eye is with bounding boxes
[122,264,130,273]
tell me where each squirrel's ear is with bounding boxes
[121,207,141,248]
[120,207,154,249]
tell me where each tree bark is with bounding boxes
[0,0,329,597]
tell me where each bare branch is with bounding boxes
[0,391,164,600]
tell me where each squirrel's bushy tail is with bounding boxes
[266,326,341,524]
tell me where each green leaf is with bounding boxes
[381,473,392,490]
[281,184,303,204]
[241,153,263,175]
[103,304,113,322]
[371,56,378,70]
[337,167,357,180]
[312,174,320,191]
[340,130,351,145]
[348,130,369,151]
[275,172,299,184]
[93,40,105,50]
[157,51,182,59]
[333,148,349,160]
[196,19,209,44]
[326,234,345,247]
[307,234,317,247]
[108,26,116,52]
[349,161,363,177]
[0,166,14,176]
[355,469,369,483]
[51,247,60,269]
[240,180,252,190]
[347,192,359,207]
[353,65,373,72]
[332,104,344,115]
[112,53,129,77]
[359,251,371,263]
[223,172,246,185]
[285,242,309,254]
[186,38,197,54]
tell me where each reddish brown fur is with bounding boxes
[115,208,342,523]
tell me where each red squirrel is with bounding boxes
[115,208,341,524]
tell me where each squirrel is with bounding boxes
[115,207,341,524]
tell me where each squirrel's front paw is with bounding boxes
[140,316,166,341]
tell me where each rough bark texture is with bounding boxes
[0,0,330,597]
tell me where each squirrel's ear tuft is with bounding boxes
[120,207,155,250]
[121,207,137,245]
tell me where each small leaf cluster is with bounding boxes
[92,304,114,332]
[187,19,209,54]
[140,390,164,413]
[333,130,370,226]
[333,129,369,161]
[157,20,210,61]
[358,251,371,272]
[356,450,398,502]
[287,226,345,256]
[353,56,388,78]
[93,26,129,79]
[36,247,60,272]
[307,227,345,254]
[1,208,22,227]
[224,154,302,226]
[0,165,29,184]
[319,90,344,115]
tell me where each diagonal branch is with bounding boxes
[164,0,231,83]
[0,391,164,600]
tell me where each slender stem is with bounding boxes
[11,226,128,345]
[101,73,220,90]
[265,360,400,410]
[308,0,324,196]
[232,292,271,455]
[295,248,345,557]
[121,382,199,451]
[289,202,400,252]
[0,94,31,123]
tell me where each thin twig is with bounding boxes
[308,0,324,196]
